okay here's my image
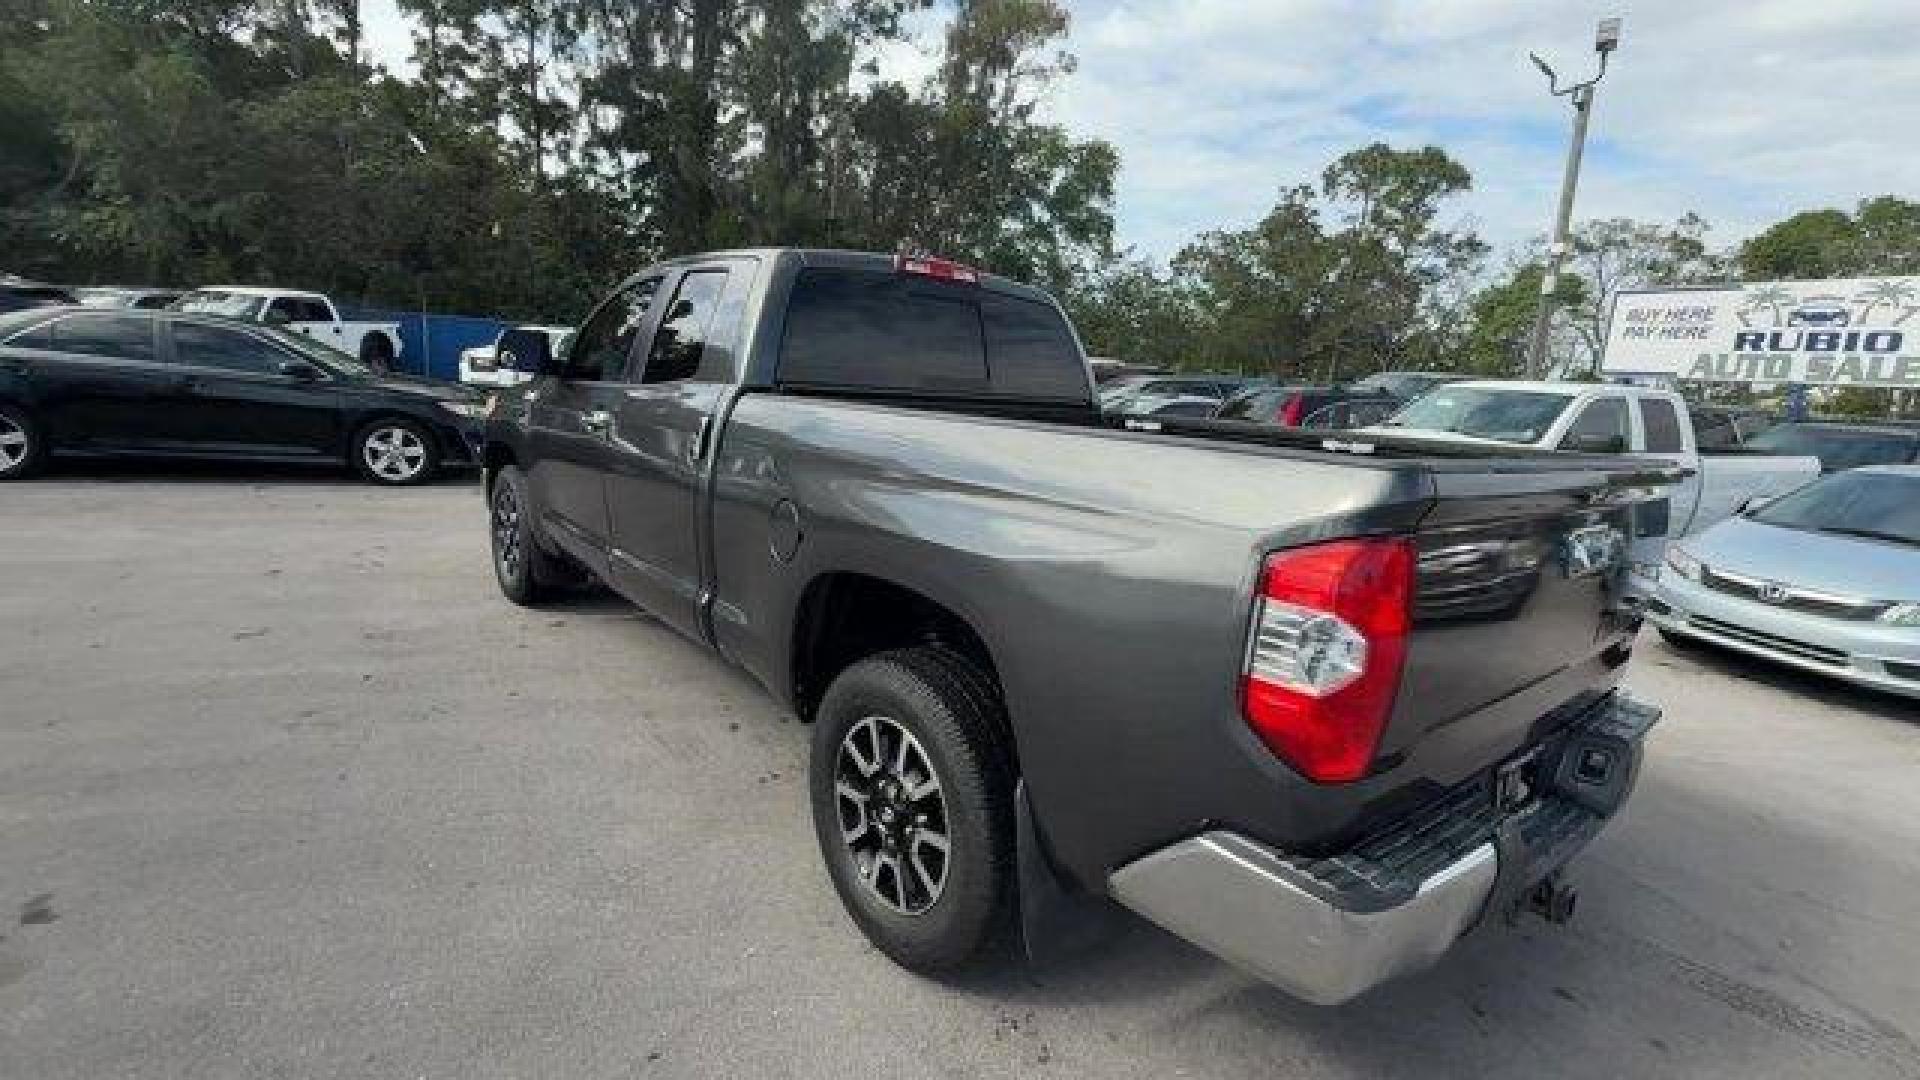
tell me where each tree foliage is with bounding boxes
[0,0,1116,320]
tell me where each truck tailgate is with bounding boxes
[1359,461,1664,826]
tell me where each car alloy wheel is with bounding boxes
[491,478,525,581]
[362,424,427,482]
[0,413,28,473]
[834,715,951,916]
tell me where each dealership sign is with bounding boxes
[1601,277,1920,386]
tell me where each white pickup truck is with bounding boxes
[172,287,404,369]
[1363,380,1821,583]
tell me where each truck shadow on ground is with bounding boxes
[32,458,478,487]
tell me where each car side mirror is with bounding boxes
[263,308,293,325]
[496,327,557,377]
[278,360,320,381]
[1563,433,1626,454]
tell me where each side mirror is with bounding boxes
[263,308,293,325]
[278,360,320,381]
[496,327,557,377]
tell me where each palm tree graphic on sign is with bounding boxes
[1855,280,1918,325]
[1738,285,1794,327]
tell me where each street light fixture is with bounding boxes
[1522,17,1622,380]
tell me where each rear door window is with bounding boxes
[1639,397,1684,453]
[172,322,285,375]
[640,270,731,383]
[48,313,158,363]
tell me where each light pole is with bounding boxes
[1523,17,1621,380]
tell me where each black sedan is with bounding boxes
[0,307,481,484]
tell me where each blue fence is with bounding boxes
[342,307,519,382]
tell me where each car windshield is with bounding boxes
[1743,425,1918,472]
[1382,387,1572,443]
[1752,471,1920,546]
[173,290,265,320]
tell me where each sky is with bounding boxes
[362,0,1920,267]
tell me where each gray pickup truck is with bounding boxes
[478,249,1677,1005]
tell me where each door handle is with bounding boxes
[581,409,613,434]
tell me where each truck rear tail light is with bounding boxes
[1276,393,1306,426]
[894,253,981,284]
[1243,538,1415,783]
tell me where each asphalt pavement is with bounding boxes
[3,466,1918,1079]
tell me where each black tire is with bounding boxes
[489,464,577,606]
[351,416,439,486]
[360,333,396,373]
[810,645,1016,974]
[0,402,45,481]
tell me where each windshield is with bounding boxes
[1753,471,1920,546]
[1382,387,1572,443]
[1743,425,1918,472]
[173,290,265,320]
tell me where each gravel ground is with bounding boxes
[3,465,1918,1079]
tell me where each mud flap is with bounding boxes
[1016,780,1125,968]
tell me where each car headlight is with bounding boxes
[1880,603,1920,627]
[437,400,483,419]
[1664,544,1703,582]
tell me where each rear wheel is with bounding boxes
[489,464,577,605]
[0,403,45,480]
[352,418,438,485]
[810,646,1015,973]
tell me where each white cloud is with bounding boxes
[1044,0,1920,263]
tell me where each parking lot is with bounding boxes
[3,469,1919,1080]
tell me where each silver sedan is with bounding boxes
[1648,464,1920,698]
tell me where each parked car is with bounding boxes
[481,248,1679,1005]
[1099,374,1261,415]
[0,306,481,484]
[1738,421,1920,473]
[459,324,572,387]
[1365,381,1821,585]
[1651,465,1920,698]
[76,286,184,310]
[1348,370,1463,400]
[1216,384,1400,429]
[0,277,76,313]
[171,286,405,370]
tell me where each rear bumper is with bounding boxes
[1109,694,1657,1005]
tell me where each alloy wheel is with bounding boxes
[362,425,427,481]
[0,414,27,473]
[835,715,951,915]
